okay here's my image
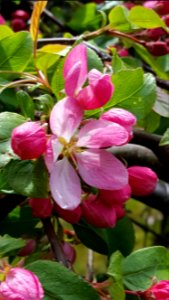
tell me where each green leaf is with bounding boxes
[123,246,169,291]
[112,49,129,73]
[0,140,13,168]
[0,88,19,109]
[51,57,65,99]
[26,260,100,300]
[0,234,26,257]
[108,251,125,300]
[68,3,102,32]
[17,90,35,120]
[0,112,26,141]
[133,43,169,80]
[160,128,169,146]
[34,94,54,115]
[0,25,13,40]
[154,87,169,118]
[129,6,167,30]
[5,158,48,198]
[87,47,103,72]
[109,5,134,32]
[139,111,160,133]
[0,31,33,72]
[36,52,60,74]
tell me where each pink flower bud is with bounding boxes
[144,1,169,15]
[100,108,136,141]
[163,15,169,27]
[12,10,30,21]
[11,18,27,32]
[54,203,82,224]
[18,239,36,256]
[128,166,158,196]
[82,194,125,228]
[0,267,44,300]
[11,121,47,160]
[146,41,169,56]
[143,280,169,300]
[62,242,76,264]
[0,14,5,25]
[123,2,135,10]
[29,198,53,219]
[146,28,166,41]
[118,48,129,57]
[99,185,131,206]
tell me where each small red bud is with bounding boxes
[146,41,169,56]
[54,203,82,224]
[11,18,27,32]
[163,15,169,27]
[11,121,47,160]
[146,28,166,41]
[29,198,53,219]
[62,242,76,264]
[143,280,169,300]
[12,10,30,21]
[18,239,36,257]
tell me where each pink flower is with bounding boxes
[144,1,169,15]
[142,280,169,300]
[0,15,5,25]
[82,193,126,228]
[128,166,158,196]
[98,185,131,206]
[29,198,53,219]
[63,44,114,110]
[11,121,47,160]
[54,203,82,224]
[0,267,44,300]
[100,108,136,141]
[45,97,128,210]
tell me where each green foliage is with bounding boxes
[108,252,125,300]
[4,158,49,198]
[128,6,167,30]
[17,90,35,120]
[108,5,134,32]
[26,260,100,300]
[0,32,33,73]
[0,112,26,140]
[74,217,135,256]
[160,128,169,146]
[0,235,26,257]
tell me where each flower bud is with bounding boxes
[144,1,169,15]
[99,185,131,206]
[0,14,5,25]
[163,15,169,27]
[100,108,136,141]
[143,280,169,300]
[18,239,36,256]
[62,242,76,264]
[118,48,129,57]
[0,267,44,300]
[12,10,30,21]
[146,28,166,41]
[11,18,27,32]
[29,198,53,219]
[82,194,125,228]
[146,41,169,56]
[11,121,47,160]
[128,166,158,196]
[54,203,82,224]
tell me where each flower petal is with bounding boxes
[63,44,88,96]
[77,119,128,148]
[76,72,114,110]
[50,97,83,142]
[44,136,63,172]
[75,149,128,190]
[50,157,81,210]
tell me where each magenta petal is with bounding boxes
[44,136,63,172]
[77,119,128,148]
[64,44,88,96]
[50,97,83,142]
[75,149,128,190]
[50,158,81,210]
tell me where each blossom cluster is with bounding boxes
[11,44,158,228]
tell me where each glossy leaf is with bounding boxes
[0,235,26,258]
[30,1,47,42]
[17,90,35,120]
[160,128,169,146]
[109,5,133,32]
[0,112,26,141]
[26,260,100,300]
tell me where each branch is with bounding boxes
[41,217,70,268]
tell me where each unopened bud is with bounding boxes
[146,41,169,56]
[29,198,53,219]
[142,280,169,300]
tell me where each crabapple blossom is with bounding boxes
[11,121,47,160]
[63,44,114,110]
[128,166,158,196]
[0,267,44,300]
[29,197,53,219]
[45,97,129,210]
[142,280,169,300]
[100,108,136,141]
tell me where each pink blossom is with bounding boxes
[98,185,131,206]
[63,44,114,110]
[100,108,136,141]
[0,267,44,300]
[128,166,158,196]
[45,97,128,210]
[142,280,169,300]
[62,242,76,264]
[0,15,5,25]
[11,121,47,160]
[54,203,82,224]
[144,1,169,15]
[29,197,53,219]
[82,193,126,228]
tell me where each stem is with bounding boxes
[125,290,142,299]
[86,249,94,282]
[41,217,70,268]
